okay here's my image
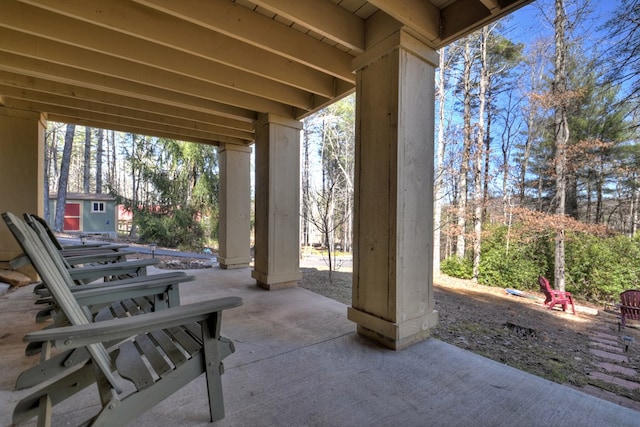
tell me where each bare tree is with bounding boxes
[456,39,475,259]
[83,126,92,193]
[472,27,489,280]
[553,0,570,292]
[434,46,448,274]
[54,124,76,232]
[96,129,103,193]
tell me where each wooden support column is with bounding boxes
[218,143,252,269]
[251,114,302,289]
[347,31,439,350]
[0,106,45,269]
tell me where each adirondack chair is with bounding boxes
[24,213,159,284]
[8,214,131,269]
[7,213,162,326]
[4,212,196,388]
[538,275,576,314]
[620,289,640,329]
[31,213,129,253]
[19,213,158,314]
[5,211,243,425]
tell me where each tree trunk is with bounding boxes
[302,127,310,247]
[54,124,76,232]
[473,29,488,281]
[83,127,91,193]
[96,129,103,193]
[434,47,447,274]
[457,40,473,259]
[553,0,569,293]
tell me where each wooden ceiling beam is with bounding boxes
[366,0,441,45]
[133,0,355,82]
[47,112,229,146]
[250,0,365,53]
[7,98,249,145]
[0,71,255,132]
[0,87,254,142]
[0,2,322,110]
[0,46,292,118]
[14,0,342,97]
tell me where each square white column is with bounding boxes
[0,107,44,275]
[347,31,439,349]
[218,143,252,269]
[251,114,303,289]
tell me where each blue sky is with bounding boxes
[506,0,620,46]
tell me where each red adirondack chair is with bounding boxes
[620,289,640,329]
[538,276,576,314]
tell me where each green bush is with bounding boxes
[441,255,473,279]
[477,224,551,290]
[135,208,204,251]
[443,222,640,305]
[565,233,640,302]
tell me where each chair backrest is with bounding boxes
[2,212,121,393]
[621,290,640,309]
[538,275,551,295]
[29,214,64,250]
[24,214,73,270]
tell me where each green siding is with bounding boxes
[47,197,117,234]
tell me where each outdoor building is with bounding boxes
[47,192,117,237]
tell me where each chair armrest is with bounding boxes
[70,271,189,291]
[35,272,188,300]
[62,252,128,266]
[68,259,160,281]
[23,297,244,349]
[70,273,195,306]
[61,243,129,251]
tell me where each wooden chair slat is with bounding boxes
[135,333,173,377]
[111,301,129,319]
[149,330,187,366]
[133,296,154,313]
[183,322,204,341]
[166,326,201,356]
[122,298,144,316]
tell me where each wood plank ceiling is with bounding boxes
[0,0,533,146]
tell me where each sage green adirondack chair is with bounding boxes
[10,213,131,269]
[24,213,159,284]
[31,213,129,253]
[4,212,243,426]
[19,213,162,324]
[3,212,196,389]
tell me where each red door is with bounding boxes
[63,203,81,231]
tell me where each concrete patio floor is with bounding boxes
[2,266,640,427]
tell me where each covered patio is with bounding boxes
[5,0,638,425]
[2,265,639,426]
[0,0,537,350]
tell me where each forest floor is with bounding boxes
[143,251,640,407]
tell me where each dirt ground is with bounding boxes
[296,263,640,403]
